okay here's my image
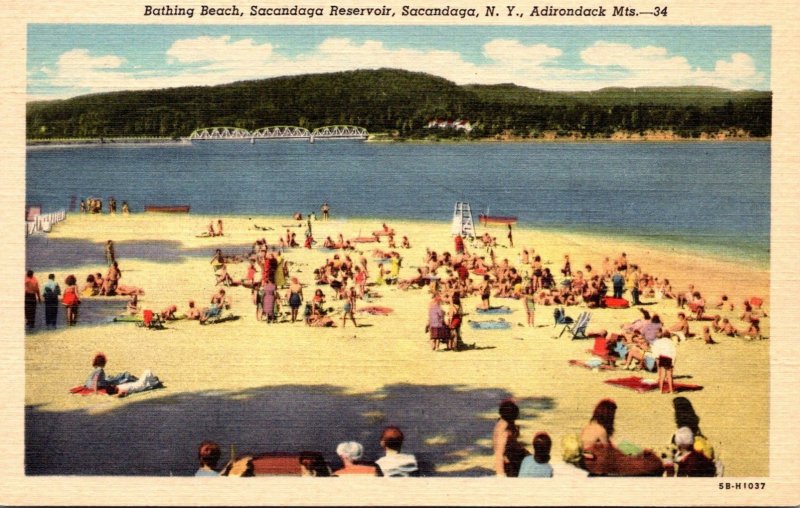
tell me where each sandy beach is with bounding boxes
[24,212,769,477]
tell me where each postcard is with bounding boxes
[2,0,798,505]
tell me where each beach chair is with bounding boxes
[559,311,591,339]
[138,309,165,330]
[553,307,574,327]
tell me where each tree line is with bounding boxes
[26,68,771,140]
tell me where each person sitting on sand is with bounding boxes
[299,452,331,477]
[215,263,234,286]
[186,300,201,320]
[672,427,716,477]
[375,426,418,477]
[518,432,553,478]
[401,236,411,249]
[676,284,695,309]
[127,294,139,315]
[82,274,98,297]
[211,249,224,272]
[668,312,691,342]
[687,292,706,320]
[717,317,740,337]
[160,305,178,321]
[701,326,717,344]
[207,222,216,237]
[579,399,662,476]
[84,352,160,397]
[196,441,222,476]
[334,442,378,476]
[493,400,529,477]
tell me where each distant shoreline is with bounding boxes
[26,134,770,147]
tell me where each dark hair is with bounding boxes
[48,273,55,280]
[590,399,617,437]
[380,426,405,452]
[92,353,107,368]
[673,396,701,437]
[198,441,221,468]
[532,432,552,464]
[651,314,662,324]
[65,274,77,286]
[299,451,330,476]
[499,399,520,423]
[26,270,34,277]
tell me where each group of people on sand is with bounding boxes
[82,352,161,398]
[192,396,718,478]
[79,197,129,215]
[196,425,419,477]
[203,219,224,237]
[25,266,144,328]
[494,397,718,478]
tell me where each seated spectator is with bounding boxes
[196,441,221,476]
[299,451,331,477]
[518,432,554,477]
[673,427,716,477]
[375,426,418,477]
[185,300,201,320]
[84,352,161,397]
[334,442,378,476]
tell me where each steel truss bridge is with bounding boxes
[187,125,368,142]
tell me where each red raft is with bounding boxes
[144,205,191,213]
[479,214,518,226]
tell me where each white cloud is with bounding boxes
[578,41,765,90]
[166,35,275,66]
[482,39,562,67]
[35,37,767,99]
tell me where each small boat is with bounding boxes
[479,214,517,226]
[144,205,191,213]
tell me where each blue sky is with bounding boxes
[27,25,771,100]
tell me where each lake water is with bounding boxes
[27,140,770,262]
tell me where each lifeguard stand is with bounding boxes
[451,202,476,238]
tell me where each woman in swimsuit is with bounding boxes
[342,287,358,328]
[287,277,304,323]
[493,400,529,477]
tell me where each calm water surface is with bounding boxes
[27,140,770,261]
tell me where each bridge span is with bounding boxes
[187,125,368,142]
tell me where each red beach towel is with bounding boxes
[603,297,629,308]
[604,376,703,393]
[69,386,111,396]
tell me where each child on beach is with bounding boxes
[518,432,553,477]
[342,287,358,328]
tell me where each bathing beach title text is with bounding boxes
[142,3,669,19]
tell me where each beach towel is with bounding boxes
[357,306,393,315]
[568,359,617,371]
[468,319,511,330]
[603,297,630,309]
[472,268,488,275]
[70,386,112,396]
[475,306,513,315]
[112,315,143,323]
[604,376,703,393]
[352,237,378,243]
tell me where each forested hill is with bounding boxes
[26,68,771,140]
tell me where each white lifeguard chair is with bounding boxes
[451,202,476,238]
